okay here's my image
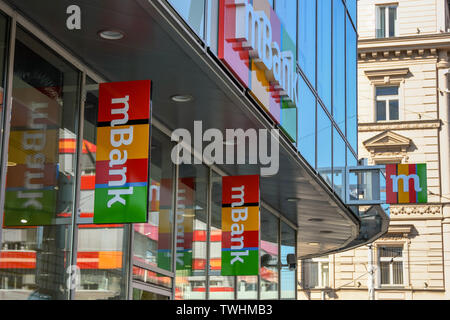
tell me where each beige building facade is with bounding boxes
[298,0,450,300]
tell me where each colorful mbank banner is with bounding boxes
[385,164,427,204]
[93,80,152,224]
[222,175,260,276]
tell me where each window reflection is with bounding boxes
[333,0,346,132]
[346,14,358,152]
[317,107,332,186]
[175,164,208,300]
[167,0,205,39]
[209,171,235,300]
[318,0,332,110]
[333,129,346,200]
[280,222,295,299]
[298,0,316,85]
[297,77,316,168]
[260,208,278,300]
[133,128,174,272]
[1,27,80,300]
[74,77,129,300]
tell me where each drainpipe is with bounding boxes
[437,50,450,299]
[368,244,375,300]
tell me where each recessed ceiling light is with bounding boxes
[171,94,193,103]
[307,242,320,246]
[7,161,17,167]
[286,197,301,202]
[98,29,125,40]
[20,219,28,224]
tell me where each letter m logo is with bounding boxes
[386,164,427,204]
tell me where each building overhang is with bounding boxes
[3,0,364,258]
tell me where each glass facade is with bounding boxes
[0,0,359,300]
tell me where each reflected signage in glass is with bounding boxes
[221,175,260,276]
[385,164,427,204]
[94,80,152,224]
[218,0,298,141]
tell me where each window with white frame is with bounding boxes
[376,4,398,38]
[303,257,329,288]
[376,86,399,121]
[378,246,404,286]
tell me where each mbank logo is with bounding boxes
[386,164,427,204]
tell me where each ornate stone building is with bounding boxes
[298,0,450,300]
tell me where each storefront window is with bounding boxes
[175,163,208,300]
[280,222,295,299]
[0,12,8,170]
[74,77,130,300]
[209,171,235,300]
[260,208,279,300]
[133,128,174,272]
[0,27,80,300]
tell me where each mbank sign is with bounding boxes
[386,164,427,204]
[222,175,260,276]
[93,80,152,224]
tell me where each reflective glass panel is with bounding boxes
[260,208,278,300]
[133,288,170,300]
[133,128,174,272]
[168,0,205,39]
[280,222,295,300]
[317,107,332,186]
[318,0,332,110]
[1,27,80,300]
[297,77,316,168]
[0,13,8,165]
[346,15,357,152]
[209,171,235,300]
[298,0,316,85]
[333,0,346,131]
[132,266,172,289]
[333,129,346,200]
[175,164,208,300]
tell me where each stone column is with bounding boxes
[437,50,450,299]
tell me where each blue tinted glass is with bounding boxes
[333,0,345,131]
[346,0,357,24]
[376,86,398,96]
[298,0,316,85]
[333,128,346,200]
[347,147,358,204]
[168,0,205,39]
[346,15,357,153]
[317,106,332,186]
[318,0,332,111]
[275,0,297,43]
[298,77,316,168]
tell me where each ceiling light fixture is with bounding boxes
[98,29,125,40]
[307,242,320,246]
[286,197,301,202]
[171,94,193,103]
[20,219,28,224]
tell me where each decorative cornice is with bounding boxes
[390,205,442,217]
[364,68,410,78]
[359,120,442,132]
